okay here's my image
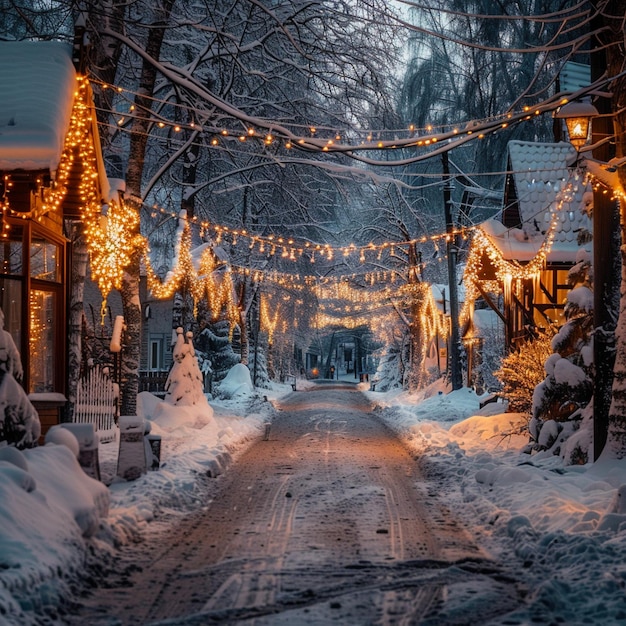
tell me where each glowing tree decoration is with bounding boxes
[461,176,579,331]
[145,214,240,335]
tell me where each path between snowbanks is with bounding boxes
[69,383,522,624]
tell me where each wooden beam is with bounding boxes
[475,282,506,323]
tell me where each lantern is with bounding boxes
[555,100,599,150]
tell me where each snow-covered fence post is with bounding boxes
[58,422,101,481]
[116,415,147,480]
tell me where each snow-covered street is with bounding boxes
[66,382,518,625]
[5,377,626,624]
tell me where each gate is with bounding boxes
[74,365,118,443]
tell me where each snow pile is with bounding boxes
[370,382,626,624]
[0,370,274,626]
[105,384,267,533]
[148,393,215,431]
[0,370,41,449]
[0,442,109,621]
[217,363,254,399]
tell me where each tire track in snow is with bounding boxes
[70,383,522,625]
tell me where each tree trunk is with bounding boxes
[66,223,88,422]
[119,0,175,415]
[119,250,142,416]
[86,1,126,130]
[601,0,626,458]
[406,242,424,392]
[239,313,249,366]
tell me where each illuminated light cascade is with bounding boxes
[0,187,9,239]
[41,75,97,223]
[144,217,240,335]
[87,197,143,314]
[402,282,450,387]
[91,77,609,162]
[460,177,579,326]
[313,280,398,304]
[260,294,280,345]
[145,219,195,300]
[314,309,397,331]
[32,74,148,316]
[313,281,449,384]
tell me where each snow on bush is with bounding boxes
[139,391,214,432]
[0,370,41,449]
[217,363,254,399]
[530,247,593,462]
[495,330,555,415]
[151,397,215,431]
[44,425,80,457]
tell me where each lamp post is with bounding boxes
[555,98,620,460]
[555,101,599,150]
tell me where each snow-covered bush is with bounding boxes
[472,320,505,393]
[248,345,271,389]
[0,370,41,449]
[529,249,594,461]
[164,328,208,407]
[373,344,404,391]
[216,363,254,399]
[495,329,555,416]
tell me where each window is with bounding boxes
[29,289,56,392]
[0,229,23,275]
[149,338,162,371]
[148,334,173,371]
[0,207,67,397]
[0,277,22,351]
[30,235,60,282]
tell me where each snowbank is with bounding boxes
[0,442,109,621]
[0,383,275,625]
[371,382,626,624]
[217,363,254,399]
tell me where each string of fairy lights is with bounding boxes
[4,72,623,360]
[89,73,614,170]
[92,76,537,153]
[144,200,475,265]
[459,168,593,330]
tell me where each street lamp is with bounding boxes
[556,96,618,460]
[554,100,599,150]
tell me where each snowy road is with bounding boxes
[70,383,523,625]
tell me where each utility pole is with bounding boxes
[442,151,463,390]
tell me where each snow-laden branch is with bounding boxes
[389,2,602,55]
[396,0,591,23]
[98,29,623,168]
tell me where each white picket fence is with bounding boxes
[74,366,118,443]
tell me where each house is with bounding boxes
[463,140,591,351]
[0,40,109,437]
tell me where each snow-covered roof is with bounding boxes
[0,41,76,171]
[489,141,591,262]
